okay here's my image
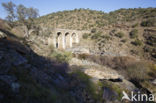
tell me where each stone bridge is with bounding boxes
[48,28,90,50]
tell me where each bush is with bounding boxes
[82,33,90,39]
[141,18,156,27]
[50,51,72,63]
[132,23,139,28]
[129,29,138,38]
[120,39,127,43]
[91,28,97,33]
[115,32,124,38]
[91,32,102,39]
[111,29,116,33]
[125,62,150,81]
[76,54,156,82]
[101,35,112,40]
[78,53,90,60]
[131,39,142,46]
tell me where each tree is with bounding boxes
[2,1,16,25]
[26,7,39,19]
[2,1,39,37]
[16,5,39,37]
[17,4,27,22]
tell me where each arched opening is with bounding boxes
[65,32,72,48]
[72,33,78,44]
[56,32,62,49]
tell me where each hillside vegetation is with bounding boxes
[37,8,156,30]
[36,8,156,61]
[0,7,156,103]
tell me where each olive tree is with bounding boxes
[17,5,39,37]
[2,2,39,37]
[2,1,16,26]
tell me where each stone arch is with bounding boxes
[56,32,65,49]
[71,33,79,44]
[65,32,72,48]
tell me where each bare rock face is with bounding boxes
[70,58,121,80]
[152,79,156,85]
[0,31,7,38]
[69,58,137,92]
[67,47,90,54]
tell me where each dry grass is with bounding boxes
[77,54,156,82]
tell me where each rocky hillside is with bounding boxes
[36,8,156,61]
[36,8,156,30]
[0,7,156,103]
[1,30,156,103]
[0,30,102,103]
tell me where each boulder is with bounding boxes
[0,31,7,38]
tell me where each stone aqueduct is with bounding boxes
[48,28,90,50]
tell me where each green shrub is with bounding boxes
[82,33,90,39]
[51,51,72,63]
[101,35,112,40]
[131,39,142,46]
[129,29,138,38]
[115,32,124,38]
[120,39,127,43]
[78,53,90,60]
[132,23,138,28]
[141,18,156,27]
[91,28,97,33]
[111,29,116,33]
[91,32,102,39]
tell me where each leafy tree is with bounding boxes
[16,5,39,37]
[2,2,39,37]
[26,7,39,19]
[17,4,27,22]
[2,1,16,26]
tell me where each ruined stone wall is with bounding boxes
[48,28,90,50]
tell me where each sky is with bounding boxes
[0,0,156,19]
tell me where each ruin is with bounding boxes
[48,28,90,50]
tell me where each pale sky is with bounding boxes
[0,0,156,19]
